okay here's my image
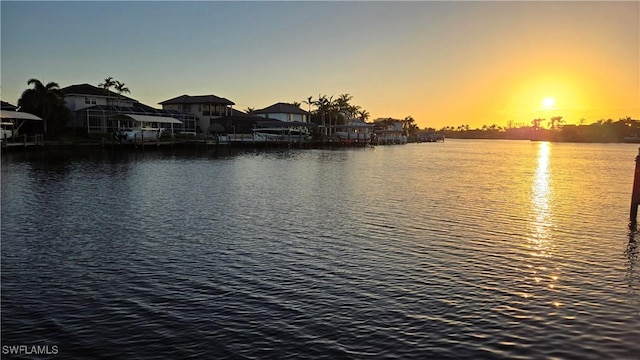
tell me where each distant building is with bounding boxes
[372,118,407,144]
[62,84,196,133]
[159,94,235,133]
[253,103,310,123]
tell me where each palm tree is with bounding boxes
[245,107,255,114]
[313,94,331,134]
[291,101,301,107]
[357,110,370,121]
[338,94,362,122]
[114,81,130,108]
[18,78,68,136]
[531,118,544,130]
[550,116,564,130]
[98,76,116,107]
[335,93,353,119]
[404,116,419,135]
[304,96,313,122]
[327,96,337,132]
[403,116,416,134]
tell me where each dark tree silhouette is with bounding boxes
[114,81,130,107]
[18,78,69,136]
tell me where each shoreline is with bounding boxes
[3,134,638,154]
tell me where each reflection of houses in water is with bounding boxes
[62,84,196,134]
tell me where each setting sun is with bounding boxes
[542,97,555,109]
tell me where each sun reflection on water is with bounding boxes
[531,142,553,255]
[528,142,561,300]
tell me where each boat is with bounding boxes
[1,121,14,141]
[0,110,43,142]
[115,126,164,142]
[111,114,182,143]
[253,126,310,142]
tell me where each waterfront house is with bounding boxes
[333,119,374,143]
[251,103,316,140]
[159,94,235,134]
[62,84,196,133]
[372,118,407,144]
[253,103,310,123]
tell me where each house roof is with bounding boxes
[159,94,235,106]
[0,110,43,121]
[77,104,194,119]
[1,101,17,111]
[230,108,250,117]
[61,83,137,101]
[254,102,309,115]
[111,114,183,125]
[254,120,317,128]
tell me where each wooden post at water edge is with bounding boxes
[630,148,640,226]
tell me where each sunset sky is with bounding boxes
[1,1,638,130]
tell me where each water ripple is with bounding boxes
[2,143,640,359]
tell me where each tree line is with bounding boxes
[246,94,422,135]
[13,76,638,142]
[440,116,640,142]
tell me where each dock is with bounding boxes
[1,134,44,149]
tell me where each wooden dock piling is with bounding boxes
[630,148,640,226]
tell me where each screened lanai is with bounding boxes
[73,104,196,134]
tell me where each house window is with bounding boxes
[85,97,91,104]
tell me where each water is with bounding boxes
[2,140,639,359]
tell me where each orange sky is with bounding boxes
[2,1,638,130]
[355,2,640,129]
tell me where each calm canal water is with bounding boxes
[2,139,639,359]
